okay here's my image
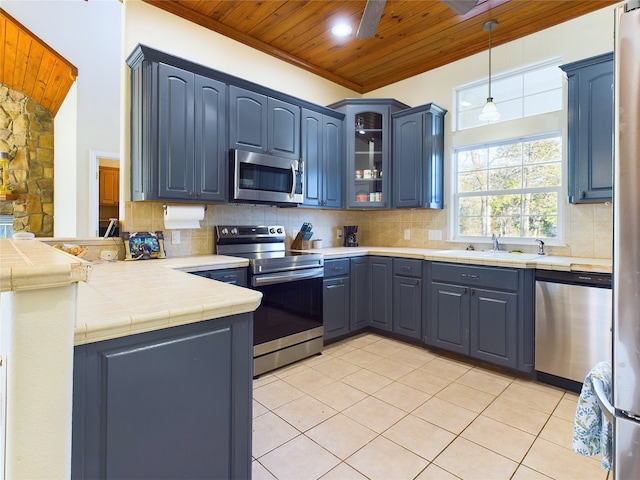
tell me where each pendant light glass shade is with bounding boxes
[480,20,500,122]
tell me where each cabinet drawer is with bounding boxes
[431,262,519,291]
[393,258,423,278]
[324,259,350,278]
[191,268,248,287]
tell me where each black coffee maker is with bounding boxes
[343,226,358,247]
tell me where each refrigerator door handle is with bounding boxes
[593,377,614,422]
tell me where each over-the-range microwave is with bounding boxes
[229,149,303,206]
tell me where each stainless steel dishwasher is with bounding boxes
[535,270,612,384]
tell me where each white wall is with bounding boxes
[3,0,122,237]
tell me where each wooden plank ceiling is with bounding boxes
[143,0,618,93]
[0,8,78,116]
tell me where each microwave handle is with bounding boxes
[290,164,296,199]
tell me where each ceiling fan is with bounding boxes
[356,0,480,39]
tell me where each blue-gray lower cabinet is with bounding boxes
[323,259,351,340]
[392,258,422,340]
[428,262,534,372]
[369,256,393,331]
[350,257,370,331]
[72,313,253,480]
[190,267,248,286]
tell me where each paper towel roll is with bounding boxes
[163,205,205,229]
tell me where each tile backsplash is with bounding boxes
[123,201,613,259]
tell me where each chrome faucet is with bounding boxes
[535,239,546,255]
[491,233,501,252]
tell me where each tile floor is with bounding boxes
[252,333,611,480]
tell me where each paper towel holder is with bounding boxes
[163,203,207,212]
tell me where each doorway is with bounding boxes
[90,150,119,237]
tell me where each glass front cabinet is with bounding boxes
[329,99,409,209]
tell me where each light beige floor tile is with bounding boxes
[273,362,311,379]
[415,463,461,479]
[522,437,606,480]
[342,368,394,394]
[539,415,576,449]
[309,380,368,412]
[344,333,382,348]
[398,368,452,395]
[372,381,431,412]
[319,462,369,480]
[420,357,472,381]
[434,436,518,480]
[252,460,278,480]
[387,345,439,369]
[311,356,361,380]
[366,357,416,380]
[253,399,269,418]
[301,351,335,367]
[343,396,407,433]
[413,397,478,435]
[435,382,496,413]
[511,465,554,479]
[322,341,357,357]
[499,382,563,414]
[456,368,513,396]
[553,395,579,422]
[514,377,567,397]
[273,395,338,432]
[383,414,456,461]
[252,411,300,457]
[482,397,550,435]
[306,413,377,459]
[253,379,305,410]
[461,415,536,462]
[346,435,429,480]
[259,435,340,480]
[361,338,406,357]
[281,367,336,394]
[339,348,385,367]
[253,372,279,389]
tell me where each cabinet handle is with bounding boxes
[463,287,468,294]
[461,273,479,279]
[402,266,412,271]
[332,266,343,271]
[188,190,193,197]
[581,191,586,199]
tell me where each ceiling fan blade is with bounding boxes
[441,0,479,15]
[356,0,387,39]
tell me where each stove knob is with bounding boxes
[270,227,276,234]
[231,227,238,235]
[277,227,284,234]
[221,227,228,236]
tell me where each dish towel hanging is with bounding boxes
[572,360,613,470]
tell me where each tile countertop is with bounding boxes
[75,254,261,345]
[304,246,612,273]
[0,238,92,292]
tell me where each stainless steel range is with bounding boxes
[215,225,324,376]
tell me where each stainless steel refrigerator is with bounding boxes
[613,1,640,478]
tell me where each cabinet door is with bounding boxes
[268,97,300,159]
[430,282,469,355]
[157,63,195,199]
[350,257,370,331]
[563,53,614,203]
[99,167,119,205]
[229,86,267,153]
[194,75,227,202]
[73,316,252,480]
[423,106,446,209]
[393,275,422,339]
[323,276,350,340]
[392,111,422,208]
[470,288,518,369]
[323,115,343,208]
[302,109,323,206]
[369,256,393,331]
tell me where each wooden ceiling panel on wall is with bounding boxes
[144,0,618,93]
[0,8,77,116]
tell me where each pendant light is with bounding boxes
[479,20,500,122]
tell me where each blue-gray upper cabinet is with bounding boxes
[302,109,343,208]
[561,52,614,203]
[392,103,447,209]
[229,86,301,160]
[129,60,227,202]
[328,99,409,209]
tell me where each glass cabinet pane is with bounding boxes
[353,112,383,204]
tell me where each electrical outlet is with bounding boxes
[428,229,443,241]
[171,230,181,245]
[336,228,342,240]
[404,229,411,240]
[100,250,116,261]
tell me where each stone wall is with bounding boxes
[0,83,54,236]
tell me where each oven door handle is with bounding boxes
[252,267,324,287]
